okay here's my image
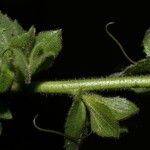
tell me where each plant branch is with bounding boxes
[31,75,150,94]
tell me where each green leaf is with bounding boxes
[0,12,25,76]
[7,26,35,84]
[82,94,139,121]
[0,103,12,120]
[83,95,120,138]
[131,88,150,94]
[143,28,150,57]
[121,58,150,75]
[0,12,62,84]
[13,48,30,84]
[0,49,13,67]
[29,29,62,75]
[0,64,14,92]
[10,26,35,56]
[65,99,86,150]
[0,11,24,53]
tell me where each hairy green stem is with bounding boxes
[31,75,150,94]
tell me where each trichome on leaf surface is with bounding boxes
[0,11,150,150]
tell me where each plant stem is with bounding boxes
[31,75,150,94]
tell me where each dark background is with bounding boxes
[0,1,150,150]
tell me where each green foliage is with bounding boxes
[0,11,24,54]
[84,98,120,137]
[0,12,62,138]
[143,28,150,57]
[131,88,150,94]
[0,102,13,136]
[0,103,12,120]
[0,12,62,86]
[0,64,14,92]
[64,92,138,150]
[65,97,86,150]
[122,58,150,75]
[119,27,150,93]
[0,11,149,150]
[13,48,30,83]
[29,29,62,75]
[121,27,150,76]
[82,93,138,138]
[82,94,139,121]
[10,26,35,56]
